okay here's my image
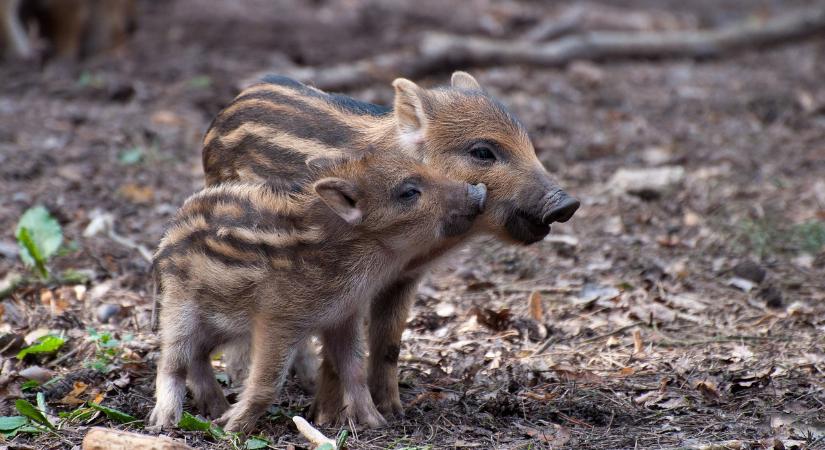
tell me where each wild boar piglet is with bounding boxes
[148,152,487,433]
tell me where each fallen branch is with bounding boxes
[82,427,194,450]
[274,5,825,91]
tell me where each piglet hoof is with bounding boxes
[147,404,181,428]
[342,396,387,429]
[195,396,230,420]
[375,397,404,418]
[309,393,343,427]
[217,405,259,435]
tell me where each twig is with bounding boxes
[656,334,792,347]
[47,344,85,368]
[106,229,153,263]
[273,5,825,91]
[579,322,645,345]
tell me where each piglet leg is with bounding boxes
[315,314,386,428]
[217,315,299,434]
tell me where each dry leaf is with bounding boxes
[694,380,721,402]
[617,367,635,376]
[633,329,644,354]
[552,365,603,383]
[528,291,543,321]
[59,381,88,405]
[517,423,571,446]
[118,183,155,204]
[471,307,512,332]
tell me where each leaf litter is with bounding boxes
[0,0,824,449]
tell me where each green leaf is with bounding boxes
[17,335,65,360]
[177,411,226,439]
[2,424,43,438]
[336,429,349,449]
[36,392,47,416]
[59,406,96,422]
[317,443,335,450]
[88,402,139,424]
[59,268,90,284]
[0,416,27,431]
[119,147,144,165]
[14,399,54,430]
[245,437,270,449]
[177,412,211,432]
[16,206,63,277]
[17,228,47,278]
[21,380,40,391]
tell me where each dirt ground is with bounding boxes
[1,1,824,449]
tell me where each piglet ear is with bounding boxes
[392,78,428,148]
[451,71,481,90]
[313,177,363,225]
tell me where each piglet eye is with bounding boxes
[400,187,421,201]
[469,144,497,162]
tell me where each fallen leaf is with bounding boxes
[516,423,571,446]
[551,365,603,383]
[730,345,754,362]
[59,381,88,405]
[630,302,676,324]
[528,291,543,321]
[633,329,644,354]
[694,380,721,402]
[471,307,512,332]
[118,183,155,204]
[617,367,635,376]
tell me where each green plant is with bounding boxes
[791,220,825,254]
[85,328,132,373]
[16,206,63,278]
[177,412,270,449]
[17,335,65,360]
[88,402,139,425]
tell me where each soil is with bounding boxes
[1,1,824,449]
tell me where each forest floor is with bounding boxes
[1,0,824,449]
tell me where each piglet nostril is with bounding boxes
[542,195,580,224]
[467,183,487,212]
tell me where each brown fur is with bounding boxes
[201,71,579,419]
[149,152,486,433]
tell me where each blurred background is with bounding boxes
[0,1,824,448]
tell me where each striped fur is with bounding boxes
[150,153,484,433]
[201,71,578,423]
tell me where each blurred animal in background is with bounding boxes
[0,0,136,60]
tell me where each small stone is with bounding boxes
[96,303,121,323]
[727,277,756,293]
[608,166,685,200]
[732,260,766,284]
[19,365,54,383]
[435,302,456,318]
[0,240,19,259]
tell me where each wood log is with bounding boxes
[82,427,195,450]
